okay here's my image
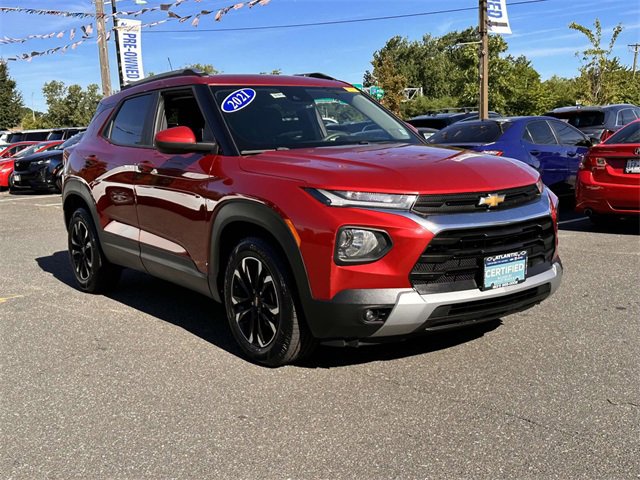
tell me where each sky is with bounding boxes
[0,0,639,113]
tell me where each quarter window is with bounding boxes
[109,94,153,146]
[525,121,557,145]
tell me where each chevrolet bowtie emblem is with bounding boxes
[478,193,506,208]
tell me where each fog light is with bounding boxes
[362,307,392,325]
[335,227,391,265]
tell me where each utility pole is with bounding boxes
[630,44,640,75]
[478,0,489,120]
[94,0,112,96]
[111,1,124,90]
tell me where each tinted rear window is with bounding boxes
[408,118,451,130]
[109,94,153,146]
[604,122,640,144]
[427,122,508,144]
[549,111,605,128]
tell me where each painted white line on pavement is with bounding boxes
[0,195,60,203]
[34,203,62,207]
[558,217,589,225]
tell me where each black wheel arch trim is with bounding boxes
[209,199,312,305]
[62,177,101,233]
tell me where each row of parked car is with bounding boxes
[406,103,640,223]
[0,129,85,193]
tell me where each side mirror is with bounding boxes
[155,126,218,154]
[587,135,601,146]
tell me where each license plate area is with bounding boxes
[13,174,21,182]
[625,159,640,174]
[483,251,528,290]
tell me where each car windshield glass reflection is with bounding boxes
[211,86,419,154]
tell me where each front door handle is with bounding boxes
[136,161,154,174]
[567,151,577,157]
[530,150,541,156]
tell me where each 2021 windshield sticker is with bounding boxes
[221,88,256,113]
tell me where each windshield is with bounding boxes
[427,121,510,144]
[604,122,640,144]
[211,86,418,153]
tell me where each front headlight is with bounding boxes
[335,227,391,264]
[310,189,417,210]
[536,177,544,194]
[34,159,51,166]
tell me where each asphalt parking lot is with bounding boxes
[1,190,639,479]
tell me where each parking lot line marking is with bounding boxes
[34,203,62,207]
[0,294,24,304]
[0,195,60,203]
[558,217,588,225]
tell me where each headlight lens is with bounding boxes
[335,227,391,264]
[311,189,417,210]
[34,159,51,166]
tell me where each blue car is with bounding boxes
[426,116,593,190]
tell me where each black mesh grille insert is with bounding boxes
[413,184,540,215]
[411,216,555,294]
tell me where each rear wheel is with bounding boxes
[68,208,120,293]
[223,237,315,367]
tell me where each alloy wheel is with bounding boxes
[70,220,94,282]
[230,256,280,348]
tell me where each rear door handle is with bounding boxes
[567,151,577,157]
[84,155,98,167]
[530,150,541,156]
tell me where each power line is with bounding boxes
[143,0,551,34]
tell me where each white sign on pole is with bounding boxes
[487,0,512,35]
[116,18,145,84]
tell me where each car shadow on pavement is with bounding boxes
[37,250,501,368]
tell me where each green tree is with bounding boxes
[259,69,282,75]
[536,76,580,112]
[185,63,219,75]
[0,61,24,130]
[569,19,623,104]
[42,81,102,127]
[372,52,407,115]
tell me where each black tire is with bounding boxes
[68,208,121,293]
[223,237,315,367]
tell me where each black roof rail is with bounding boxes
[121,68,205,90]
[294,72,339,81]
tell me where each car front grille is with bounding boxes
[410,216,555,294]
[412,184,540,215]
[423,284,552,330]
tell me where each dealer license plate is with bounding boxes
[483,251,527,290]
[13,174,20,182]
[625,159,640,174]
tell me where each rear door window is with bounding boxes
[550,121,587,146]
[617,109,637,126]
[525,121,557,145]
[108,94,153,146]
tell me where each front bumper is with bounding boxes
[12,166,57,190]
[306,262,562,340]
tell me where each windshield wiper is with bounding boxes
[241,147,290,155]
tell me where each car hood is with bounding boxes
[239,143,538,194]
[15,150,63,164]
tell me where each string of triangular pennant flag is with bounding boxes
[4,0,271,62]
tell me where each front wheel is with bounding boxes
[68,208,121,293]
[223,237,315,367]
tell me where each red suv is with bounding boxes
[63,70,563,366]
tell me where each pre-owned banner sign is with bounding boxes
[116,18,145,84]
[487,0,512,35]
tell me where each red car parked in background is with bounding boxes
[0,140,63,190]
[0,141,37,159]
[576,119,640,223]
